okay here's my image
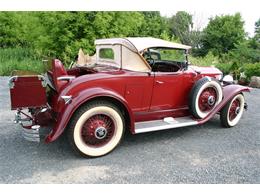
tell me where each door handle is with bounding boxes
[155,80,164,84]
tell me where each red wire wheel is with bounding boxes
[67,101,125,157]
[228,99,240,121]
[198,87,218,112]
[189,77,223,119]
[220,94,245,127]
[81,114,115,147]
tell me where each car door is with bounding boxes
[123,71,154,112]
[149,71,186,111]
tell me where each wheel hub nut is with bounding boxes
[208,96,215,106]
[95,127,107,139]
[235,107,240,115]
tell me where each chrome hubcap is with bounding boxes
[208,96,215,106]
[235,107,240,115]
[94,127,107,139]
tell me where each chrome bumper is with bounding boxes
[14,111,41,143]
[22,125,40,142]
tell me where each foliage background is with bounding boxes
[0,11,259,80]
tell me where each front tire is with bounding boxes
[67,101,125,157]
[220,94,245,127]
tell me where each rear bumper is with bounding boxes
[14,109,53,143]
[22,125,40,142]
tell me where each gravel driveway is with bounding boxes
[0,76,259,183]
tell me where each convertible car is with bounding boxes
[9,37,250,157]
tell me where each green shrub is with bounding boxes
[189,52,219,66]
[215,63,233,75]
[244,63,260,79]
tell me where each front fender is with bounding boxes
[45,87,134,143]
[198,84,250,124]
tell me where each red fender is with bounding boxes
[45,87,134,143]
[198,84,250,124]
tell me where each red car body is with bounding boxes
[9,37,250,157]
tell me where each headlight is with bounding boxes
[223,75,234,83]
[215,73,223,80]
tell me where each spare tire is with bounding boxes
[189,77,223,119]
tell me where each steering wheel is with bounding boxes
[146,57,155,66]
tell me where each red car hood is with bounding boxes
[189,65,223,75]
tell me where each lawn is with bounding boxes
[0,48,43,76]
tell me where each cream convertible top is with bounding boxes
[95,37,192,52]
[77,37,191,72]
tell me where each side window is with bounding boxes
[99,48,114,60]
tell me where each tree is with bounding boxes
[254,18,260,41]
[169,11,193,45]
[201,13,246,57]
[0,12,43,48]
[250,18,260,50]
[168,11,203,51]
[229,18,260,64]
[138,12,170,38]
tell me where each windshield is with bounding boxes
[142,48,188,72]
[144,48,187,63]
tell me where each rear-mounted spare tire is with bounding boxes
[189,77,223,119]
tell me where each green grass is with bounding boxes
[0,48,44,76]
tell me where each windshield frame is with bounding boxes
[142,47,189,70]
[148,47,188,62]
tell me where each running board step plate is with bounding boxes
[135,116,198,134]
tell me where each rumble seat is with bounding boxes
[52,59,68,92]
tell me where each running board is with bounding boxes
[134,116,198,134]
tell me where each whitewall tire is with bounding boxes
[220,94,245,127]
[67,101,125,157]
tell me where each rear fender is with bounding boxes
[45,87,134,143]
[198,84,250,124]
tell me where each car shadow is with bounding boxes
[0,115,227,183]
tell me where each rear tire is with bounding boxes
[67,101,125,158]
[220,94,245,128]
[189,77,223,119]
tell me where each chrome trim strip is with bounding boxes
[8,76,18,89]
[57,76,75,81]
[44,73,56,90]
[61,95,72,104]
[38,75,47,87]
[37,75,45,80]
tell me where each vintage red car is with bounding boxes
[9,37,250,157]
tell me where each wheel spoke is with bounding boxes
[80,113,115,147]
[229,99,241,121]
[199,87,218,112]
